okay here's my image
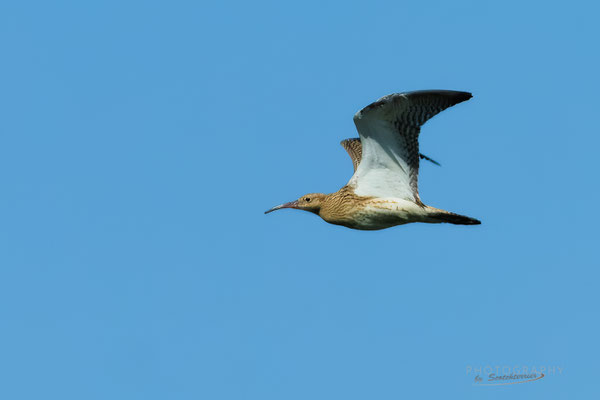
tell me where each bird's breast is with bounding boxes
[321,197,427,230]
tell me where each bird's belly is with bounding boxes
[342,199,426,230]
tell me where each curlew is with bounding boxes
[265,90,481,230]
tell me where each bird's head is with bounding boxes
[265,193,326,215]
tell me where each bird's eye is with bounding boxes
[305,197,311,202]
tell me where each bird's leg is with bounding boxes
[419,153,441,166]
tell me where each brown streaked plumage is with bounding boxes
[340,138,363,172]
[265,90,481,230]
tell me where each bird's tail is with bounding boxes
[425,207,481,225]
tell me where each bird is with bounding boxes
[265,90,481,230]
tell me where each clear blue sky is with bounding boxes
[1,1,598,399]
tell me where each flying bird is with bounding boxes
[265,90,480,230]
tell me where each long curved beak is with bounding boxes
[264,200,299,214]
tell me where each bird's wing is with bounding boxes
[340,138,363,172]
[349,90,472,203]
[341,138,441,172]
